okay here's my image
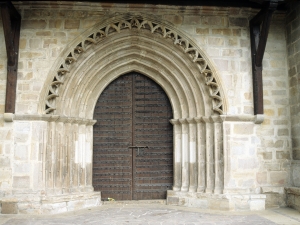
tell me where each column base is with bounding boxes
[0,191,101,214]
[167,190,266,211]
[286,187,300,212]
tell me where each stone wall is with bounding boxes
[286,2,300,185]
[285,2,300,211]
[0,1,293,213]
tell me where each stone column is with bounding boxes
[187,118,197,192]
[63,118,74,193]
[203,117,214,193]
[195,117,206,193]
[78,119,86,191]
[180,118,189,192]
[86,120,96,191]
[170,119,182,191]
[55,121,63,194]
[69,120,76,192]
[72,120,80,192]
[212,116,224,194]
[46,116,59,193]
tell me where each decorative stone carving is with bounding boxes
[44,16,224,115]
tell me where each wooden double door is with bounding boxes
[93,72,173,200]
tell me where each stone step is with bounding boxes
[102,199,167,205]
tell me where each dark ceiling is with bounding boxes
[85,0,296,10]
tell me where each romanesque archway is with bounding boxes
[37,14,227,208]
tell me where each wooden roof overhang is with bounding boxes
[0,1,20,117]
[0,0,296,121]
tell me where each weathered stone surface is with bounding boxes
[49,20,62,29]
[164,14,183,25]
[196,28,209,35]
[233,124,254,135]
[14,145,28,161]
[228,17,248,27]
[0,158,10,168]
[201,16,227,26]
[276,151,291,160]
[256,172,268,185]
[65,20,80,29]
[22,20,47,29]
[12,176,30,188]
[270,171,288,185]
[1,202,18,214]
[0,2,295,214]
[208,37,225,46]
[36,31,52,36]
[167,196,179,205]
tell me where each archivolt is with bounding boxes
[42,15,225,116]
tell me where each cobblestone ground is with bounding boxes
[1,203,300,225]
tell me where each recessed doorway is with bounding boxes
[93,72,173,200]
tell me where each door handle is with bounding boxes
[128,146,148,156]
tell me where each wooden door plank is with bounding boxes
[132,73,173,200]
[93,74,133,200]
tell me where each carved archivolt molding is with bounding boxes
[45,16,224,115]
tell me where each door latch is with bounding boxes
[128,146,148,156]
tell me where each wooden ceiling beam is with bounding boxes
[250,0,278,119]
[0,1,21,114]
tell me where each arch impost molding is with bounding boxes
[13,114,257,124]
[42,14,226,116]
[179,118,189,125]
[193,117,205,124]
[186,118,196,124]
[13,114,96,125]
[170,119,180,125]
[211,115,225,123]
[171,116,228,124]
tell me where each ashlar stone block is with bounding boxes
[12,176,30,189]
[270,171,288,185]
[1,202,18,214]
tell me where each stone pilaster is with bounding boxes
[179,119,189,192]
[202,117,214,194]
[195,117,206,193]
[170,119,181,191]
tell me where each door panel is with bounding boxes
[93,75,133,200]
[132,74,173,200]
[93,73,173,200]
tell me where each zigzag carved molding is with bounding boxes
[45,17,223,114]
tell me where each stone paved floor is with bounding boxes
[1,202,300,225]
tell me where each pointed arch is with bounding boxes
[39,14,227,117]
[37,14,227,200]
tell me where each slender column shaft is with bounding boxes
[55,122,64,193]
[73,122,79,191]
[203,117,214,193]
[63,121,72,193]
[170,119,182,191]
[195,117,206,193]
[212,116,224,194]
[187,118,197,192]
[86,123,94,189]
[180,119,189,192]
[46,121,56,191]
[78,123,86,190]
[42,126,47,189]
[70,127,74,192]
[53,121,58,192]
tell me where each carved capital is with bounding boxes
[179,118,188,125]
[170,119,180,125]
